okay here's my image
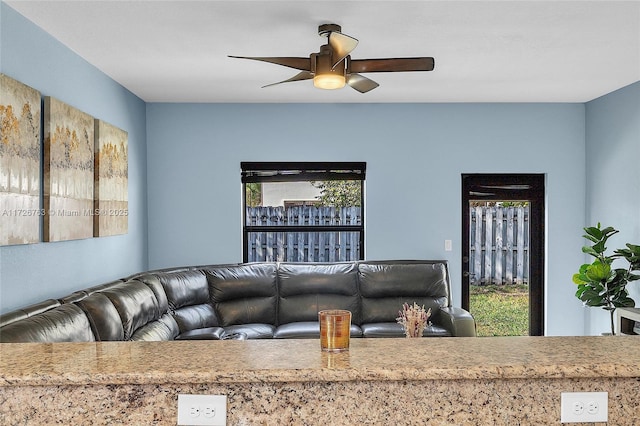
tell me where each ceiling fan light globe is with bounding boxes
[313,73,346,90]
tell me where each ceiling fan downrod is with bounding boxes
[318,23,342,37]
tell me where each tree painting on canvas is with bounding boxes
[94,119,128,237]
[43,97,94,242]
[0,74,41,246]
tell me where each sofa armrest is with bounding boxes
[175,327,225,340]
[437,307,476,337]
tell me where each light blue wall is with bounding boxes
[6,1,637,336]
[585,81,640,335]
[146,102,587,335]
[0,4,148,312]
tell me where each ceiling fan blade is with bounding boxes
[228,56,311,71]
[350,57,435,73]
[261,71,314,88]
[328,32,358,68]
[346,74,379,93]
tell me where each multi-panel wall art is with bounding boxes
[94,119,128,237]
[43,97,95,242]
[0,74,41,246]
[1,75,129,246]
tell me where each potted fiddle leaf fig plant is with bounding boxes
[572,224,640,335]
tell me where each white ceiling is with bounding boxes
[6,0,640,103]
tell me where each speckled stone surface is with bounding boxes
[1,336,639,424]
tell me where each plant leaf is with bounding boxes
[582,233,600,244]
[584,261,611,282]
[582,246,599,257]
[584,226,603,240]
[613,297,635,308]
[572,273,587,285]
[592,240,606,254]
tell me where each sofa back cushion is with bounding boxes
[150,270,220,332]
[84,279,126,295]
[58,280,124,304]
[141,276,170,313]
[0,304,95,343]
[76,293,125,341]
[206,263,277,326]
[0,299,61,328]
[100,280,166,340]
[358,261,450,323]
[277,262,360,325]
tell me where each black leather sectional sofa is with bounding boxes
[0,260,476,342]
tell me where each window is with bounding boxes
[241,162,365,263]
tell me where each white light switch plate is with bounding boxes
[177,394,227,426]
[561,392,607,423]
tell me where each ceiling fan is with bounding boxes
[229,24,435,93]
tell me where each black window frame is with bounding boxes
[241,161,366,263]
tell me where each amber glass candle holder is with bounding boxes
[319,309,351,352]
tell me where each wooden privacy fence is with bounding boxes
[469,205,529,286]
[246,206,361,262]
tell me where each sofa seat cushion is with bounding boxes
[361,322,452,338]
[422,324,452,337]
[222,323,275,339]
[274,321,363,339]
[0,304,95,343]
[175,327,225,340]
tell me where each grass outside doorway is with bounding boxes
[470,284,529,337]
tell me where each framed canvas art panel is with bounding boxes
[43,97,94,242]
[94,119,128,237]
[0,74,41,246]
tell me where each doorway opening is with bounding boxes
[462,174,545,336]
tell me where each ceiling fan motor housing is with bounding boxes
[312,45,346,89]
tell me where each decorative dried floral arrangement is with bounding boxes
[396,302,432,338]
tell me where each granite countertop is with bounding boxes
[1,336,639,387]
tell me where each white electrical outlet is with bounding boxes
[177,394,227,426]
[444,240,453,251]
[561,392,608,423]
